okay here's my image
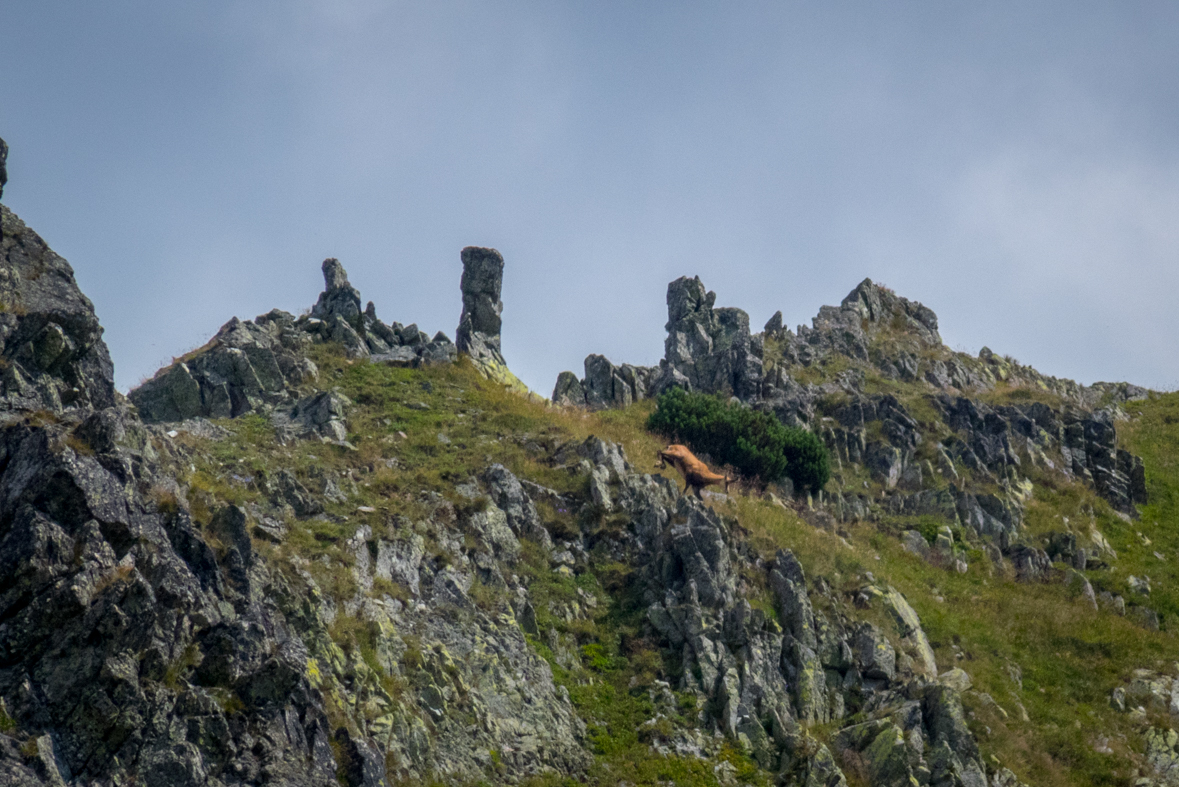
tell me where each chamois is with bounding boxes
[656,443,731,498]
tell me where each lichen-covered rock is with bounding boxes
[854,622,897,682]
[279,388,351,442]
[859,722,918,787]
[884,587,938,679]
[483,463,552,548]
[923,685,979,764]
[1146,727,1179,786]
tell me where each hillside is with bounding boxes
[0,196,1177,787]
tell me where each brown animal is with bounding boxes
[656,444,731,498]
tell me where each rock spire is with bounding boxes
[456,246,505,367]
[455,246,527,391]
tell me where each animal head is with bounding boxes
[656,444,692,469]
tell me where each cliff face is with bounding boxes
[0,212,587,786]
[0,207,115,413]
[0,192,1177,787]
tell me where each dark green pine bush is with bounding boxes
[646,387,830,494]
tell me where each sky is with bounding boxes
[3,1,1179,394]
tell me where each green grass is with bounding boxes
[517,536,767,787]
[158,340,1179,787]
[717,491,1155,787]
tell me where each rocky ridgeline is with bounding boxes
[129,257,458,427]
[0,200,1038,787]
[1,143,1174,787]
[553,273,1150,619]
[128,244,533,431]
[0,206,595,785]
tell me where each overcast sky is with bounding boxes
[3,2,1178,394]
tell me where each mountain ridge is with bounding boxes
[0,192,1176,787]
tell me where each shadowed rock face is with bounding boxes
[0,137,8,200]
[0,211,345,786]
[0,206,116,413]
[0,212,581,784]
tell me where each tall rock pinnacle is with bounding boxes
[455,246,529,391]
[456,246,505,362]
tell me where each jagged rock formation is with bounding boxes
[0,212,590,785]
[552,276,761,408]
[0,190,1170,787]
[454,246,528,391]
[455,247,504,370]
[130,258,456,425]
[661,275,762,400]
[596,443,1004,787]
[306,258,456,365]
[0,206,116,413]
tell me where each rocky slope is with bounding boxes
[0,185,1178,787]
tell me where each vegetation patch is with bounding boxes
[647,386,830,493]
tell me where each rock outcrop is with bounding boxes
[130,258,456,424]
[661,275,762,399]
[455,246,527,391]
[551,275,761,408]
[0,205,116,413]
[0,212,588,785]
[129,309,316,422]
[455,247,504,369]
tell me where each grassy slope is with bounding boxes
[170,346,1179,787]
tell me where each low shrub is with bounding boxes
[646,387,829,493]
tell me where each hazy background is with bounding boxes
[3,1,1178,394]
